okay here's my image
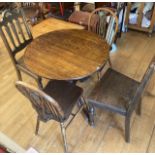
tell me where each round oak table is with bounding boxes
[24,29,110,81]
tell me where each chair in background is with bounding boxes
[87,56,155,142]
[16,80,87,152]
[16,3,50,25]
[0,9,43,89]
[68,11,91,28]
[88,7,119,79]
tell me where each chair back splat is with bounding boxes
[0,9,33,64]
[16,81,64,122]
[88,7,118,46]
[88,8,119,78]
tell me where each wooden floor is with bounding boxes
[1,18,155,152]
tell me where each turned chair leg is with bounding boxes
[79,96,92,123]
[136,97,142,116]
[125,115,130,143]
[80,96,95,124]
[60,122,68,152]
[88,104,95,127]
[35,116,40,135]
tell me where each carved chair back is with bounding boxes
[15,81,65,122]
[0,9,33,66]
[88,7,118,46]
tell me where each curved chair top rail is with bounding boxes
[88,7,119,45]
[15,81,65,122]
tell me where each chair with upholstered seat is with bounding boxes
[0,9,43,89]
[15,80,87,152]
[87,56,155,142]
[88,7,119,79]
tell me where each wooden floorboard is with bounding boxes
[147,125,155,152]
[1,18,155,152]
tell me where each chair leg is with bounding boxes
[60,122,68,152]
[80,96,89,109]
[35,116,40,135]
[88,105,95,127]
[136,97,142,116]
[108,58,112,67]
[80,96,88,112]
[125,115,130,143]
[16,69,22,81]
[97,71,101,80]
[78,97,84,107]
[36,77,43,89]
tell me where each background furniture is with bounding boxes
[111,2,126,40]
[16,80,85,152]
[47,2,64,16]
[88,7,119,79]
[17,3,50,25]
[24,18,109,81]
[88,56,155,142]
[68,3,125,41]
[125,2,155,36]
[68,3,111,27]
[47,2,75,20]
[0,9,43,88]
[68,11,91,28]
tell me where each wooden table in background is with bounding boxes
[24,18,109,81]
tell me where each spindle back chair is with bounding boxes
[88,8,119,78]
[0,9,42,88]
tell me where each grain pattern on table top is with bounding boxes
[24,29,109,80]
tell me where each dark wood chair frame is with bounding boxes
[15,80,88,152]
[87,56,155,142]
[88,7,119,80]
[0,9,43,89]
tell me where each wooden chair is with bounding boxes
[68,11,91,28]
[15,80,87,152]
[88,8,119,79]
[0,9,43,89]
[87,56,155,142]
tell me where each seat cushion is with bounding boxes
[68,11,90,27]
[88,68,140,114]
[44,80,83,121]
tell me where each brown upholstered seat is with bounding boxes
[89,68,140,114]
[68,11,90,28]
[43,80,83,121]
